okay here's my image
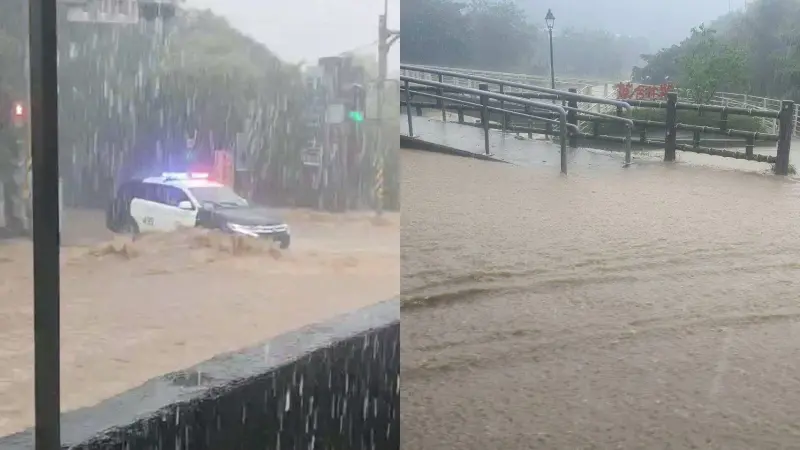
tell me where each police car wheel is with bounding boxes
[122,216,140,235]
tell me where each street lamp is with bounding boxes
[545,9,555,100]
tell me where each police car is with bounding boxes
[105,172,291,249]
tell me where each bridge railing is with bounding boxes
[401,64,635,168]
[402,64,795,174]
[401,76,573,173]
[403,64,609,91]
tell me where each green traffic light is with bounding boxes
[348,111,364,122]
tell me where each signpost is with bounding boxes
[26,2,181,448]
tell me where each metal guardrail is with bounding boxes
[401,77,570,173]
[402,65,794,174]
[400,64,634,168]
[408,65,800,137]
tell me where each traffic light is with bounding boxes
[11,101,26,128]
[348,111,364,122]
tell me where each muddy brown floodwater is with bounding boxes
[401,149,800,449]
[0,209,399,437]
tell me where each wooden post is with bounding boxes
[567,88,578,148]
[524,105,533,138]
[546,122,552,138]
[479,83,490,155]
[415,105,423,116]
[719,109,728,132]
[692,131,700,148]
[746,136,754,157]
[639,127,647,143]
[592,120,599,137]
[665,92,678,162]
[775,99,794,175]
[404,79,414,137]
[499,84,506,134]
[457,107,464,124]
[437,73,446,122]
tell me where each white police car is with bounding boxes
[105,172,291,248]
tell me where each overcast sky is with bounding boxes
[185,0,400,73]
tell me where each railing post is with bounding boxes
[438,73,446,122]
[567,88,578,148]
[404,79,414,138]
[746,135,754,158]
[499,84,506,134]
[524,105,533,138]
[457,108,464,124]
[665,92,678,162]
[719,108,728,133]
[560,111,568,175]
[776,99,794,175]
[479,83,490,155]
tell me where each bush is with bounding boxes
[595,107,764,135]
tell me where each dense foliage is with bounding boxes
[634,0,800,101]
[0,3,396,213]
[400,0,649,79]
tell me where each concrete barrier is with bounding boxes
[0,299,400,450]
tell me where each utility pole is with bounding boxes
[376,0,399,216]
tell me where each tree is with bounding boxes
[634,0,800,102]
[399,0,647,79]
[680,24,745,105]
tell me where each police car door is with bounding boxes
[160,186,198,230]
[129,183,161,232]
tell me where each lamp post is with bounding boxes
[545,9,555,103]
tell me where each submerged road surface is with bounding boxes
[0,209,399,436]
[401,148,800,449]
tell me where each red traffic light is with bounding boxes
[12,102,24,117]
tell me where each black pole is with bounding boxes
[548,28,555,102]
[28,0,61,448]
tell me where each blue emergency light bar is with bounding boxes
[161,172,209,180]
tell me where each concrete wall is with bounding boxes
[0,299,399,450]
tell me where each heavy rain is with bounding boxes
[0,0,399,437]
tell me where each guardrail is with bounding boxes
[408,65,800,138]
[0,299,400,450]
[401,64,634,171]
[402,65,794,174]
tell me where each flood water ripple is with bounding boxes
[401,148,800,449]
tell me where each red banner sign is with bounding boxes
[213,149,234,187]
[615,82,675,101]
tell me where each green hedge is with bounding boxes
[594,107,764,135]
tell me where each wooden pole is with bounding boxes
[665,92,678,162]
[775,100,794,175]
[479,83,490,155]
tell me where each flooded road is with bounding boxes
[0,209,399,436]
[401,148,800,449]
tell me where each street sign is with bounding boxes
[365,80,400,120]
[325,104,346,124]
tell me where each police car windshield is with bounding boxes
[189,186,248,208]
